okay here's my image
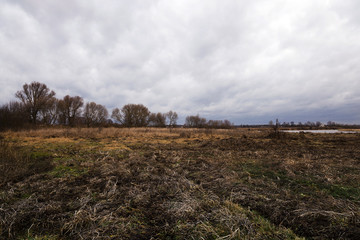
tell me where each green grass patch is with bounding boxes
[49,164,88,178]
[238,161,360,201]
[325,184,360,201]
[30,151,52,160]
[224,201,304,240]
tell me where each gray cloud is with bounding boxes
[1,0,360,124]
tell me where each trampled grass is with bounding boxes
[0,127,359,239]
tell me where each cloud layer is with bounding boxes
[1,0,360,124]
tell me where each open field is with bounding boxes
[1,127,359,239]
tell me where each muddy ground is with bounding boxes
[0,128,359,239]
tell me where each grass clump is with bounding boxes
[49,164,88,178]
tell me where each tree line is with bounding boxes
[268,119,356,128]
[4,81,351,131]
[0,82,183,130]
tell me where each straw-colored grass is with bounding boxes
[1,128,359,239]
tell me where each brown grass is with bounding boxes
[0,135,53,186]
[0,128,359,239]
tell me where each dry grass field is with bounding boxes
[1,127,359,239]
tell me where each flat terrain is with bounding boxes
[1,128,359,239]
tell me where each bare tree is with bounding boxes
[112,104,150,127]
[185,114,207,128]
[223,119,233,128]
[57,95,84,126]
[148,113,157,127]
[148,112,166,127]
[122,104,150,127]
[84,102,109,127]
[40,97,58,125]
[166,110,178,127]
[327,121,336,126]
[15,81,56,124]
[111,108,122,124]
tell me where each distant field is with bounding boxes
[1,127,359,239]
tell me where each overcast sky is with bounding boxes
[1,0,359,124]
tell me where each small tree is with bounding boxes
[166,111,178,127]
[111,108,123,124]
[15,81,56,124]
[185,114,207,128]
[83,102,109,127]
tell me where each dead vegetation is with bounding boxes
[0,135,53,186]
[0,128,359,239]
